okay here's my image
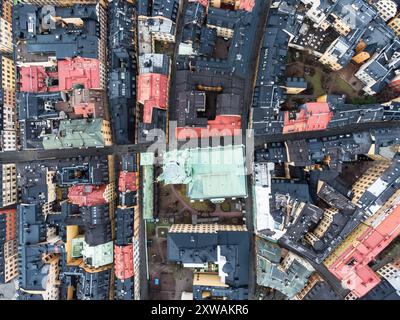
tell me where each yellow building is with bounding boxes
[352,51,371,64]
[351,160,391,204]
[1,164,17,207]
[16,0,108,7]
[388,14,400,36]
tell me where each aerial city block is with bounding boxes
[0,0,400,302]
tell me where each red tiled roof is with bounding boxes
[58,58,101,91]
[118,171,138,193]
[283,102,332,134]
[188,0,255,11]
[176,115,242,139]
[114,244,134,280]
[0,209,17,241]
[73,103,99,118]
[238,0,255,11]
[19,66,59,93]
[137,73,169,124]
[327,205,400,297]
[68,185,108,207]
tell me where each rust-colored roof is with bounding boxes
[58,58,101,91]
[73,103,97,117]
[283,102,332,134]
[327,205,400,297]
[238,0,255,11]
[176,115,242,139]
[118,171,138,193]
[19,66,59,93]
[68,185,108,207]
[137,73,168,124]
[188,0,255,11]
[114,244,134,280]
[0,208,17,241]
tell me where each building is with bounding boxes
[42,118,112,149]
[318,37,356,71]
[377,259,400,293]
[0,0,12,54]
[191,0,255,11]
[256,239,314,299]
[158,145,248,202]
[294,273,341,300]
[388,13,400,36]
[284,78,308,95]
[0,208,18,284]
[253,162,285,240]
[192,272,248,300]
[355,39,400,95]
[137,73,169,124]
[71,89,106,118]
[58,160,109,186]
[68,184,115,207]
[324,205,400,297]
[206,7,242,38]
[137,16,176,54]
[13,3,107,64]
[0,164,17,208]
[19,58,103,93]
[323,157,400,297]
[250,2,295,136]
[0,55,17,151]
[175,91,242,140]
[58,58,104,91]
[283,103,333,134]
[139,54,170,76]
[372,0,398,21]
[108,0,137,145]
[167,223,249,297]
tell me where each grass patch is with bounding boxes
[305,70,325,97]
[332,78,357,97]
[146,221,156,238]
[220,201,231,212]
[350,96,378,105]
[176,185,214,212]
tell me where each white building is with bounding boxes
[373,0,398,22]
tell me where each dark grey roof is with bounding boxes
[362,279,400,300]
[192,285,248,300]
[167,232,219,264]
[303,281,341,300]
[285,203,324,243]
[167,230,250,287]
[152,0,180,22]
[14,4,102,60]
[206,7,242,30]
[58,160,109,186]
[271,179,310,203]
[18,204,46,245]
[18,92,64,120]
[317,182,357,215]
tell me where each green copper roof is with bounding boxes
[159,145,248,201]
[140,152,155,166]
[42,118,107,149]
[256,255,314,299]
[141,153,154,220]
